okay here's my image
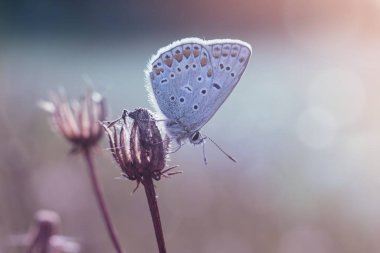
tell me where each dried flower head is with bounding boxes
[24,210,80,253]
[102,108,177,187]
[40,88,106,151]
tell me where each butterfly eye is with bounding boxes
[191,132,200,141]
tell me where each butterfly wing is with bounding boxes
[198,39,252,130]
[146,38,252,139]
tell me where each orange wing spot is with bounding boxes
[200,57,208,67]
[164,58,173,67]
[154,67,164,75]
[207,68,212,77]
[174,53,183,62]
[193,49,200,57]
[213,53,220,59]
[183,48,191,58]
[213,48,221,58]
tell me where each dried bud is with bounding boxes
[102,108,174,186]
[40,88,106,151]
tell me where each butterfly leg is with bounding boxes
[202,141,208,165]
[167,140,183,154]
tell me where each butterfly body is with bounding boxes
[145,38,252,146]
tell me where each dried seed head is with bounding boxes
[102,108,171,185]
[24,210,80,253]
[40,88,106,151]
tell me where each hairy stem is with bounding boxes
[83,148,125,253]
[142,175,166,253]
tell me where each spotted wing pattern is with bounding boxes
[146,38,252,140]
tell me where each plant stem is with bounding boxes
[83,148,125,253]
[142,174,166,253]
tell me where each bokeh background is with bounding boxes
[1,0,380,252]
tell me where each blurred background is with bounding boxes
[1,0,380,252]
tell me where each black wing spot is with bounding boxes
[170,95,175,101]
[193,104,199,111]
[182,85,193,93]
[200,89,207,95]
[161,79,168,84]
[179,97,185,103]
[213,83,221,89]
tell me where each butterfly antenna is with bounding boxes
[206,136,237,163]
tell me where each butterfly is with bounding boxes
[145,38,252,151]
